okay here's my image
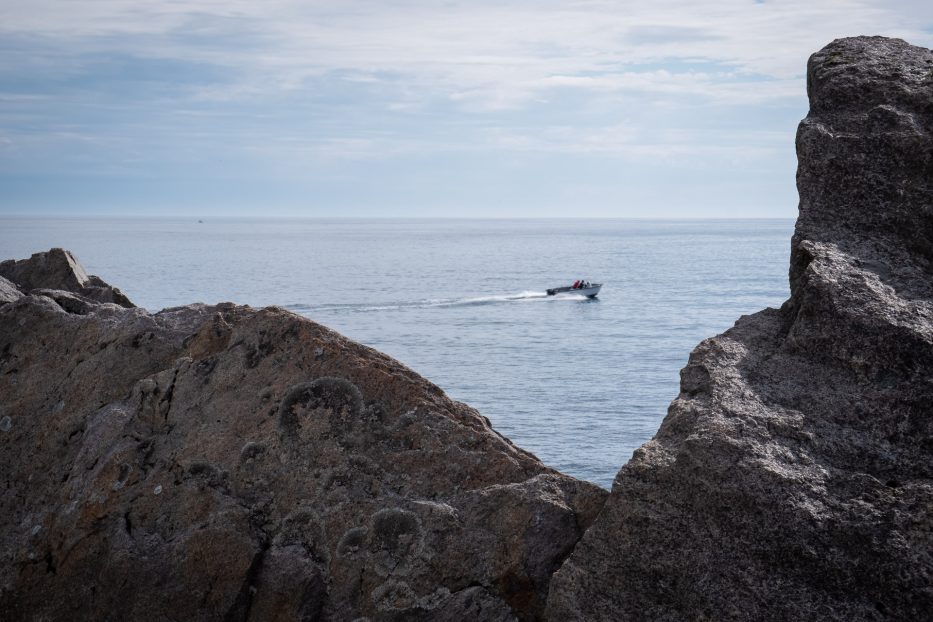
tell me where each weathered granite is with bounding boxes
[0,258,606,620]
[0,247,134,308]
[545,36,933,621]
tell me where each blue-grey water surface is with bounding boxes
[0,218,793,487]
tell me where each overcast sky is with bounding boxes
[1,1,930,217]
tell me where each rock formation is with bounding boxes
[0,249,606,620]
[0,248,133,308]
[545,36,933,621]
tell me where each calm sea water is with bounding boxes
[0,218,793,487]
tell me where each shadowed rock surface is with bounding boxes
[546,36,933,621]
[0,251,606,620]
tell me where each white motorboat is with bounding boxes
[546,283,602,298]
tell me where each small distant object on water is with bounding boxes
[198,219,204,223]
[547,279,602,298]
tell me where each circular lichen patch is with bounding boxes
[278,377,363,439]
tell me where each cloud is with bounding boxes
[4,1,931,105]
[482,123,790,161]
[1,1,931,214]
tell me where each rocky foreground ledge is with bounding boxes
[2,36,932,621]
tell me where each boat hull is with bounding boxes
[546,285,601,298]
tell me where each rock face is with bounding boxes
[546,37,933,621]
[0,252,606,620]
[0,248,134,308]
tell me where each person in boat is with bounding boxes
[572,280,580,289]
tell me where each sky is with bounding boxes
[0,1,931,218]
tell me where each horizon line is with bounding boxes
[0,214,798,221]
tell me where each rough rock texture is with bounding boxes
[0,276,22,305]
[0,248,133,308]
[0,256,606,620]
[546,36,933,621]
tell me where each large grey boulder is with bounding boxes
[546,36,933,621]
[0,247,134,307]
[0,257,606,620]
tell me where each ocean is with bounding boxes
[0,217,793,488]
